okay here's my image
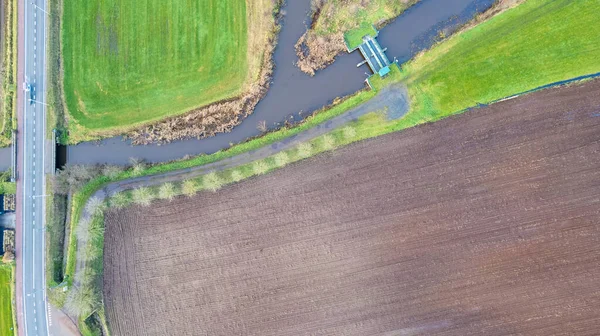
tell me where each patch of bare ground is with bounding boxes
[104,80,600,335]
[126,0,282,145]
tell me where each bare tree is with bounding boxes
[65,285,99,318]
[230,170,244,183]
[85,197,106,217]
[182,180,197,197]
[132,187,154,206]
[320,134,336,150]
[109,192,131,209]
[257,120,268,133]
[102,165,124,179]
[203,172,224,192]
[273,151,290,167]
[296,143,313,158]
[158,182,177,201]
[253,160,270,175]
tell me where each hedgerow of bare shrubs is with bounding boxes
[53,165,102,195]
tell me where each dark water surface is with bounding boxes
[65,0,495,166]
[0,148,9,171]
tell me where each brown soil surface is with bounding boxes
[104,80,600,336]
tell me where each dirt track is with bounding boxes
[104,80,600,336]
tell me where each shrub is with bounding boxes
[132,187,154,206]
[182,179,198,197]
[65,285,99,318]
[85,197,106,216]
[320,134,336,150]
[87,217,105,243]
[230,170,244,182]
[203,172,223,192]
[75,217,91,244]
[253,160,270,175]
[101,165,123,179]
[342,125,357,139]
[82,242,103,262]
[273,151,290,167]
[109,192,131,209]
[158,182,177,201]
[74,267,97,287]
[296,143,313,158]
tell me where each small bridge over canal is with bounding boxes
[349,27,394,86]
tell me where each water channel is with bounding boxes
[0,0,496,170]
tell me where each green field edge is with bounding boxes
[0,263,16,336]
[0,0,18,147]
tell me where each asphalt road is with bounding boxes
[20,0,50,334]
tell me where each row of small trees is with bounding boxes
[120,126,358,204]
[63,124,360,317]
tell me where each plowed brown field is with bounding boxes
[104,80,600,336]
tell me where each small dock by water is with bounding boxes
[349,27,394,87]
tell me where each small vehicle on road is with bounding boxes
[29,85,36,105]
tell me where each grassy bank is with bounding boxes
[0,263,15,336]
[0,0,17,147]
[63,1,600,334]
[399,0,600,127]
[0,171,15,194]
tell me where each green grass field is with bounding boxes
[1,0,18,147]
[62,0,248,140]
[399,0,600,126]
[0,264,14,336]
[344,23,378,50]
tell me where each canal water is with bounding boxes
[60,0,495,166]
[0,147,9,171]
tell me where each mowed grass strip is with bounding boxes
[0,264,14,336]
[62,0,247,137]
[398,0,600,126]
